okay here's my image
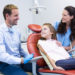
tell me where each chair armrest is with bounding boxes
[29,56,43,75]
[30,56,43,62]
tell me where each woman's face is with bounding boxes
[62,9,73,24]
[41,25,53,39]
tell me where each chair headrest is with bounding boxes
[28,24,41,32]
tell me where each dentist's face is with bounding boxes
[6,9,19,26]
[62,9,73,23]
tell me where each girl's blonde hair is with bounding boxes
[41,23,56,40]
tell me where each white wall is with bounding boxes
[33,0,75,25]
[0,0,33,41]
[1,0,75,41]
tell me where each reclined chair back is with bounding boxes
[27,24,46,66]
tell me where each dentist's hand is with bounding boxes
[23,54,34,64]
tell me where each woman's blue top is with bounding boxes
[54,21,71,47]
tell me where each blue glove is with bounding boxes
[23,54,34,64]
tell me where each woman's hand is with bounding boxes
[63,46,71,51]
[71,40,75,48]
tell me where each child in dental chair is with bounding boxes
[37,23,75,70]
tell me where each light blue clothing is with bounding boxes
[70,46,75,57]
[0,23,27,64]
[72,46,75,49]
[54,21,71,47]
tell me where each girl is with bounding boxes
[38,23,75,70]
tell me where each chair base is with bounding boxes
[26,72,32,75]
[0,72,4,75]
[39,68,75,75]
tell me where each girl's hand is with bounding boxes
[54,66,65,70]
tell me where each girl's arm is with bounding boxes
[37,44,47,55]
[37,44,64,70]
[46,53,64,70]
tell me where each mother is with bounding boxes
[54,6,75,51]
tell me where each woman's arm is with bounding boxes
[56,41,71,51]
[71,40,75,48]
[37,44,64,70]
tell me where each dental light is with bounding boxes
[29,0,46,14]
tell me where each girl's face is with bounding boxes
[41,25,53,39]
[61,9,73,24]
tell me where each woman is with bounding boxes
[54,6,75,51]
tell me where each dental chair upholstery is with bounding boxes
[27,24,75,75]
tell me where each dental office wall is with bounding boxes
[33,0,75,25]
[0,0,75,41]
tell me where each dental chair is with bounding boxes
[27,24,75,75]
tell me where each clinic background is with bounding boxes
[0,0,75,41]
